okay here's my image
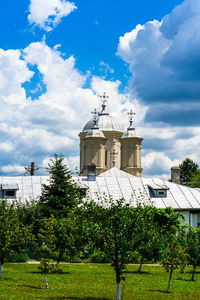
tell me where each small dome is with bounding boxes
[83,114,124,132]
[122,128,141,138]
[85,128,105,138]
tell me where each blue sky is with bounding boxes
[0,0,199,178]
[0,0,181,88]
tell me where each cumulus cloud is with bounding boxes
[28,0,77,31]
[1,164,25,175]
[142,152,181,177]
[0,42,134,174]
[117,0,200,126]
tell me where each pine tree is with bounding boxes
[39,154,85,217]
[179,158,199,185]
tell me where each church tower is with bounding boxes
[79,94,143,176]
[120,110,143,176]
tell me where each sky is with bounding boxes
[0,0,199,179]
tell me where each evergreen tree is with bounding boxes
[189,170,200,188]
[39,154,85,217]
[179,158,199,185]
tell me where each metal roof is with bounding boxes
[2,183,19,190]
[83,114,124,132]
[0,169,200,211]
[80,168,200,210]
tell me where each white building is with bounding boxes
[0,95,200,227]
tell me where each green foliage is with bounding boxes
[53,214,78,265]
[39,154,85,218]
[133,205,160,272]
[179,158,199,185]
[5,251,28,263]
[15,198,44,236]
[36,216,57,287]
[161,234,188,292]
[0,198,27,276]
[189,170,200,188]
[186,226,200,280]
[83,197,136,286]
[86,249,110,263]
[154,207,183,236]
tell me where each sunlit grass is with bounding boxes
[0,263,199,299]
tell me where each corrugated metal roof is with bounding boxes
[2,183,19,190]
[0,169,200,211]
[80,168,200,210]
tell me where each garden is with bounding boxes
[1,154,200,300]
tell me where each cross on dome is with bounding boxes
[111,148,118,167]
[100,92,109,113]
[91,108,98,127]
[128,109,135,129]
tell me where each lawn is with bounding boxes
[0,263,199,299]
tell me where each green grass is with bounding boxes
[0,263,199,299]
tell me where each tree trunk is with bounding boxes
[138,257,143,273]
[45,273,48,289]
[56,250,64,269]
[0,264,3,280]
[116,268,121,300]
[167,268,173,293]
[192,265,196,281]
[116,282,121,300]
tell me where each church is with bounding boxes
[0,94,200,227]
[79,92,142,177]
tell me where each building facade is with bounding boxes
[79,93,143,176]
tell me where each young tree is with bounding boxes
[54,213,78,268]
[37,216,57,289]
[39,154,85,218]
[161,234,188,293]
[84,197,136,300]
[0,199,27,279]
[186,226,200,281]
[133,205,160,273]
[179,158,199,185]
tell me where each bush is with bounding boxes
[5,251,29,262]
[62,253,82,263]
[86,249,110,263]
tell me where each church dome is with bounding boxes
[83,114,124,132]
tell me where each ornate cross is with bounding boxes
[91,108,98,127]
[111,149,118,167]
[100,92,109,113]
[128,109,135,128]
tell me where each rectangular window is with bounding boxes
[5,190,15,197]
[157,190,166,197]
[105,151,107,167]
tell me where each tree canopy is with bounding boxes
[179,158,199,185]
[39,154,85,217]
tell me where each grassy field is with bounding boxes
[0,263,199,299]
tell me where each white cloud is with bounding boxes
[0,42,135,175]
[1,164,25,174]
[117,0,200,127]
[28,0,77,31]
[142,152,181,176]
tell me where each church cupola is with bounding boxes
[79,108,107,175]
[79,95,143,177]
[121,110,143,177]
